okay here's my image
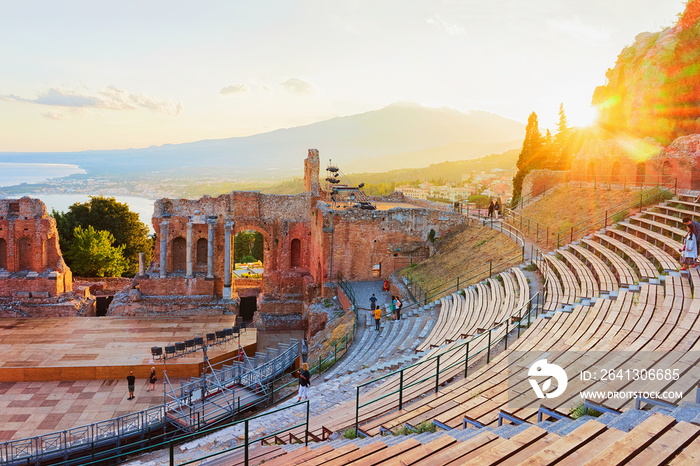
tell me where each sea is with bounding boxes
[0,163,156,233]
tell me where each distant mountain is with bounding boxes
[0,102,524,180]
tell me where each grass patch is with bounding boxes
[399,224,520,294]
[525,262,538,272]
[393,421,437,436]
[569,402,602,419]
[343,428,357,439]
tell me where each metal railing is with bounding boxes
[0,340,300,466]
[50,400,311,466]
[504,181,677,249]
[353,291,541,435]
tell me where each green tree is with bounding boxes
[467,194,490,209]
[554,103,575,168]
[234,231,264,263]
[512,112,544,205]
[52,196,153,277]
[66,226,128,277]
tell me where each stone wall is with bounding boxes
[0,197,72,298]
[520,170,569,201]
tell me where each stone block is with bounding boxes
[31,291,50,298]
[14,291,30,298]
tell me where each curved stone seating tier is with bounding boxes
[580,238,639,287]
[557,249,599,297]
[234,411,700,466]
[607,226,680,271]
[416,269,527,352]
[567,244,618,293]
[321,309,436,384]
[592,233,659,280]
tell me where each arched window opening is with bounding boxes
[0,238,7,270]
[196,238,207,265]
[290,238,301,268]
[18,237,32,271]
[636,162,646,186]
[172,237,186,272]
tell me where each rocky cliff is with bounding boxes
[593,0,700,143]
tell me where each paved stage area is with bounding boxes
[0,316,257,441]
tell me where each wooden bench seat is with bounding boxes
[568,244,619,292]
[593,233,658,279]
[558,249,600,297]
[608,225,681,270]
[580,238,638,286]
[627,215,686,243]
[544,255,582,304]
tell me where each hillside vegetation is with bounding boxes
[513,185,659,245]
[400,223,521,297]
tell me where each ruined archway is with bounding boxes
[0,238,7,270]
[290,238,301,268]
[17,237,32,271]
[587,161,596,181]
[172,236,186,272]
[196,238,207,266]
[611,161,621,183]
[636,162,646,186]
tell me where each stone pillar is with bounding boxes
[206,220,215,279]
[159,219,169,278]
[186,221,193,278]
[138,253,145,276]
[223,221,233,298]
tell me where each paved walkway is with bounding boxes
[0,378,170,441]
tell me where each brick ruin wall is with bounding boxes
[569,134,700,190]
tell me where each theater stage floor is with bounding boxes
[0,316,257,441]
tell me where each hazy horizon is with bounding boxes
[0,0,686,153]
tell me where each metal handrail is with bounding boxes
[353,290,541,435]
[0,339,300,466]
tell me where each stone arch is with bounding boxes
[17,236,32,271]
[290,238,301,268]
[0,238,6,270]
[233,222,274,268]
[611,161,621,183]
[196,238,207,265]
[587,161,596,181]
[172,236,186,272]
[636,162,646,186]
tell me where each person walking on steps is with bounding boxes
[680,223,698,271]
[374,306,382,331]
[369,293,377,311]
[494,200,501,219]
[126,371,136,400]
[383,279,389,292]
[297,363,311,402]
[488,200,494,218]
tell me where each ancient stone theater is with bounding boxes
[108,149,467,336]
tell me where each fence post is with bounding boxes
[355,387,360,437]
[489,261,492,278]
[435,355,441,393]
[244,418,249,465]
[464,341,470,378]
[505,319,509,350]
[170,442,174,466]
[517,305,521,338]
[605,210,608,228]
[399,370,404,410]
[570,227,573,244]
[639,192,643,213]
[487,329,492,364]
[305,400,310,445]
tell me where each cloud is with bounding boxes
[427,15,466,36]
[220,83,249,95]
[280,78,315,95]
[2,85,182,115]
[41,110,68,120]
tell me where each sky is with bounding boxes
[0,0,688,152]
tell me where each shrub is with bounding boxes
[611,209,629,224]
[428,229,436,243]
[343,428,357,439]
[525,262,538,272]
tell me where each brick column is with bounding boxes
[206,220,215,279]
[223,221,233,298]
[159,219,169,278]
[186,221,193,278]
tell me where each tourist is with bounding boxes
[680,224,697,270]
[126,371,136,400]
[488,200,495,218]
[369,293,377,311]
[682,217,700,261]
[396,296,402,320]
[390,296,396,320]
[297,363,311,402]
[147,367,157,391]
[383,279,389,292]
[494,200,501,219]
[374,306,382,331]
[301,337,308,363]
